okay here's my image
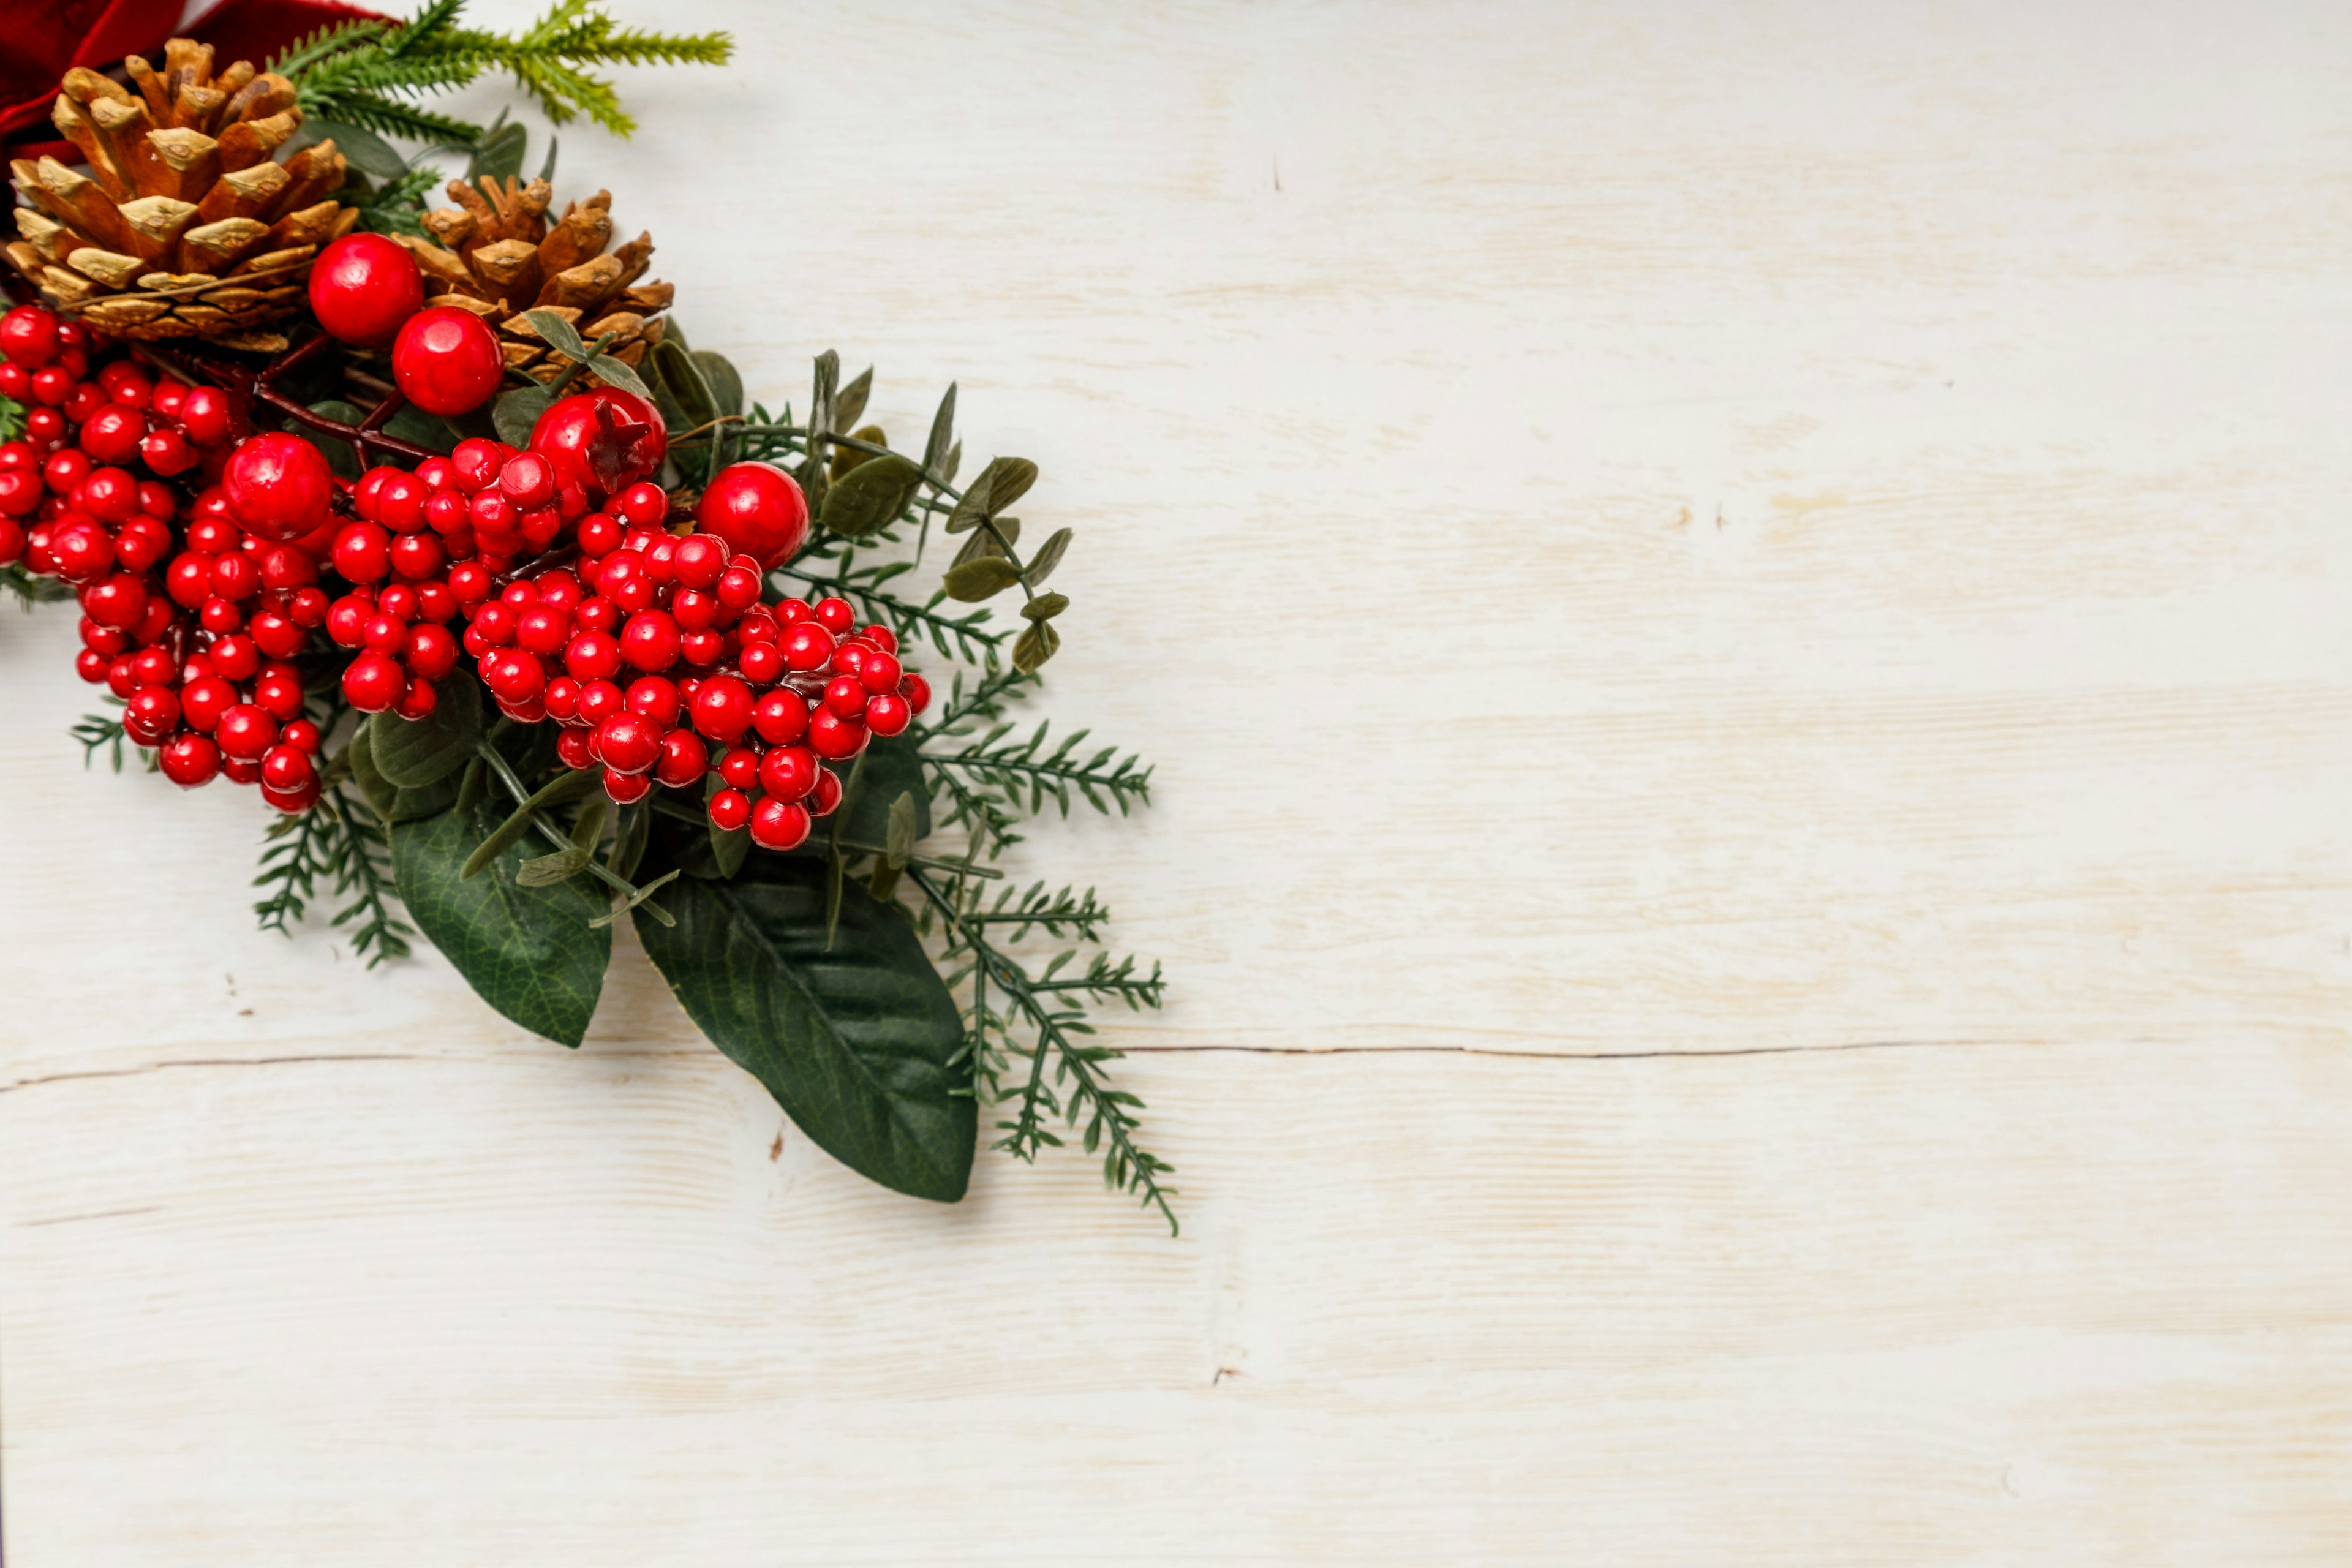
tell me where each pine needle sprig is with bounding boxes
[70,710,129,773]
[924,715,1153,820]
[274,0,731,145]
[252,788,414,965]
[4,563,68,609]
[909,866,1175,1232]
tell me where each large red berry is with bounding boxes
[595,713,663,774]
[864,692,911,736]
[392,306,503,416]
[752,690,809,745]
[528,388,667,499]
[749,797,812,851]
[309,233,426,348]
[690,674,754,742]
[695,462,809,568]
[619,609,681,672]
[758,745,819,801]
[654,728,707,788]
[808,706,867,761]
[177,386,242,448]
[224,433,334,542]
[342,651,405,712]
[159,733,221,788]
[0,306,61,368]
[216,704,278,761]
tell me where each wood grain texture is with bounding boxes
[6,0,2351,1560]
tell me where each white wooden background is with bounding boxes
[5,1,2351,1561]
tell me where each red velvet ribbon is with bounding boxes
[4,0,385,165]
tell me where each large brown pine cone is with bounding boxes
[395,178,673,382]
[4,39,356,352]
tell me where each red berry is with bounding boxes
[332,521,391,582]
[857,649,902,694]
[393,306,504,416]
[565,629,622,682]
[251,609,307,661]
[362,612,406,653]
[222,433,333,542]
[81,573,148,628]
[260,744,316,793]
[210,549,259,601]
[752,689,809,745]
[749,797,812,851]
[254,669,305,722]
[447,561,493,605]
[178,386,242,448]
[125,685,180,734]
[159,732,221,788]
[309,232,425,348]
[283,719,323,753]
[0,469,40,516]
[626,675,681,726]
[824,674,869,718]
[403,622,459,679]
[690,674,754,742]
[0,306,61,368]
[809,768,843,818]
[79,404,145,464]
[397,677,439,721]
[616,482,668,527]
[807,706,867,760]
[655,728,707,788]
[140,426,198,475]
[576,678,625,726]
[619,609,681,672]
[45,447,92,492]
[375,471,428,532]
[556,727,597,769]
[342,651,405,712]
[864,692,911,736]
[899,673,932,714]
[696,462,810,568]
[708,788,752,831]
[758,744,819,800]
[603,767,654,805]
[577,512,623,556]
[209,634,259,682]
[717,747,761,791]
[222,755,263,786]
[595,712,663,774]
[216,703,277,761]
[781,622,834,672]
[529,390,668,499]
[484,649,546,704]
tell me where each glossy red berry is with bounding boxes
[0,306,61,368]
[808,706,867,760]
[695,461,809,568]
[309,232,426,348]
[864,692,911,736]
[224,432,333,541]
[260,744,316,793]
[397,677,440,720]
[782,622,835,673]
[177,386,241,448]
[899,673,933,714]
[619,609,681,671]
[332,521,391,582]
[749,797,812,851]
[758,744,820,801]
[595,712,663,774]
[823,674,869,718]
[392,306,504,416]
[216,703,277,761]
[484,649,546,704]
[813,597,854,636]
[708,787,752,831]
[752,689,809,745]
[576,678,625,726]
[81,573,148,628]
[690,674,754,742]
[717,747,761,791]
[625,675,682,726]
[342,650,405,712]
[159,732,221,788]
[809,767,843,818]
[655,727,707,788]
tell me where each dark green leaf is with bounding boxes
[818,452,924,540]
[951,516,1019,568]
[1020,592,1069,622]
[833,368,872,435]
[521,307,587,361]
[493,383,554,447]
[635,854,974,1201]
[611,800,650,879]
[461,765,600,880]
[1026,526,1073,586]
[454,753,487,815]
[884,793,917,869]
[466,118,528,183]
[839,736,932,846]
[924,383,956,477]
[537,133,559,184]
[367,674,481,788]
[348,723,460,824]
[963,456,1036,520]
[692,350,744,418]
[384,402,461,456]
[1012,620,1061,674]
[307,117,407,179]
[709,798,748,878]
[649,339,717,432]
[942,465,993,535]
[391,801,612,1047]
[586,355,651,401]
[942,556,1022,601]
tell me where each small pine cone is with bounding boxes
[395,180,672,382]
[4,39,359,352]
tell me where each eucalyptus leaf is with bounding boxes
[971,456,1036,513]
[306,117,407,179]
[493,383,554,447]
[942,466,993,535]
[461,765,600,880]
[634,853,974,1202]
[367,674,482,788]
[1012,620,1061,674]
[467,118,528,183]
[518,845,592,886]
[924,383,956,477]
[839,736,932,847]
[650,339,717,431]
[1026,526,1074,586]
[587,355,652,400]
[522,307,588,361]
[818,452,924,540]
[832,368,873,434]
[884,793,918,869]
[941,556,1022,602]
[692,350,744,418]
[942,440,962,484]
[392,801,612,1047]
[1019,592,1069,623]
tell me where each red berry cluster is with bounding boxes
[1,304,330,812]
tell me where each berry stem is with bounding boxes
[473,737,676,923]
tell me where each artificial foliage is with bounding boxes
[0,3,1173,1229]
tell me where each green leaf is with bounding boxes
[1012,620,1061,674]
[384,402,462,455]
[611,799,652,880]
[833,367,872,434]
[649,339,717,429]
[942,465,992,535]
[951,457,1036,528]
[884,793,917,869]
[493,383,553,447]
[1020,592,1069,622]
[587,354,652,401]
[391,801,612,1047]
[689,352,740,418]
[818,452,924,540]
[366,674,481,787]
[941,556,1022,602]
[635,854,975,1201]
[705,778,749,878]
[467,118,528,183]
[537,133,559,184]
[1026,526,1073,586]
[839,736,932,846]
[521,307,587,361]
[306,116,408,179]
[952,516,1018,568]
[517,845,592,886]
[461,765,600,880]
[347,724,459,824]
[924,383,956,477]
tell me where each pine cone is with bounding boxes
[394,178,672,383]
[4,39,357,353]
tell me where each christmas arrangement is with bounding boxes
[1,2,1173,1229]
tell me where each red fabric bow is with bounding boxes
[3,0,385,164]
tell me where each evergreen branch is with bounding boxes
[268,21,391,77]
[5,563,69,609]
[70,710,128,774]
[250,786,413,965]
[922,718,1153,820]
[969,882,1116,942]
[309,90,483,145]
[908,867,1175,1233]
